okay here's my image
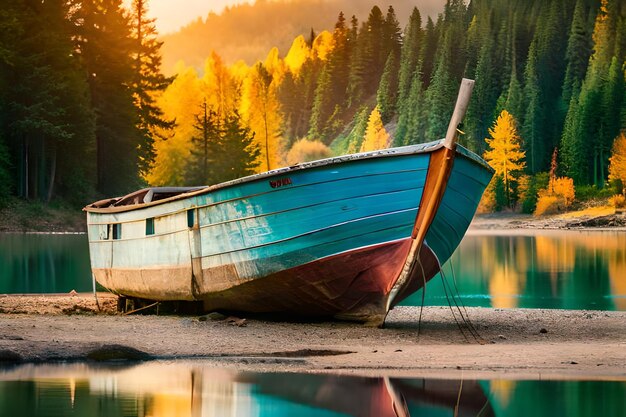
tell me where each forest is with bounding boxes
[0,0,624,214]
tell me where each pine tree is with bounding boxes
[6,0,95,202]
[560,84,584,181]
[376,52,399,124]
[396,66,426,146]
[562,0,593,105]
[218,111,260,182]
[74,0,140,196]
[420,16,439,89]
[188,100,220,185]
[129,0,174,177]
[308,12,350,142]
[522,40,544,174]
[467,34,498,153]
[397,7,423,114]
[348,6,386,107]
[346,106,370,153]
[424,30,457,141]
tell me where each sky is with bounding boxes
[142,0,254,34]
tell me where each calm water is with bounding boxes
[0,234,91,294]
[0,362,624,417]
[1,231,625,310]
[402,230,626,311]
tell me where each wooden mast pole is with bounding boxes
[443,78,475,149]
[385,79,475,322]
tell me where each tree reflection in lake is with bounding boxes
[1,362,624,416]
[403,231,626,310]
[0,362,493,417]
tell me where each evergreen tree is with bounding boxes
[424,30,457,141]
[129,0,174,177]
[382,6,402,61]
[420,16,439,89]
[309,12,350,142]
[348,6,386,107]
[397,7,423,115]
[396,65,426,146]
[467,34,498,153]
[522,40,544,173]
[376,52,399,124]
[218,111,260,182]
[562,0,593,105]
[188,100,220,185]
[346,106,370,153]
[560,84,584,181]
[74,0,141,196]
[6,0,95,202]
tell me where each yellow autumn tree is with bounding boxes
[483,110,526,207]
[201,51,239,119]
[534,149,576,216]
[360,107,390,152]
[284,35,310,75]
[311,30,334,61]
[240,62,285,171]
[608,131,626,196]
[146,63,202,186]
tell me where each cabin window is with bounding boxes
[146,218,155,235]
[187,209,195,228]
[112,223,122,240]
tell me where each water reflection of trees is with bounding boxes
[484,232,625,310]
[433,232,626,310]
[0,234,91,293]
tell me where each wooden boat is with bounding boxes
[84,78,493,325]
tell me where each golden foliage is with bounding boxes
[146,64,202,186]
[534,177,575,216]
[240,63,285,172]
[608,131,626,193]
[477,179,497,213]
[484,110,526,177]
[516,174,531,203]
[610,194,626,208]
[311,30,334,61]
[286,139,331,165]
[534,195,561,216]
[284,35,310,75]
[201,52,238,117]
[534,150,576,216]
[360,107,390,152]
[551,177,575,206]
[483,110,525,207]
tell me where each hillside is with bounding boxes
[160,0,446,72]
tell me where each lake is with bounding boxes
[0,230,625,311]
[0,362,624,417]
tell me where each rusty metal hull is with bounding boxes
[85,140,493,324]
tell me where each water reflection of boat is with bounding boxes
[84,79,492,325]
[0,362,495,417]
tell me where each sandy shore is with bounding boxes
[0,293,624,380]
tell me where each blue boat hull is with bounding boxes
[85,140,493,324]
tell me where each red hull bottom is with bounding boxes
[200,239,440,326]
